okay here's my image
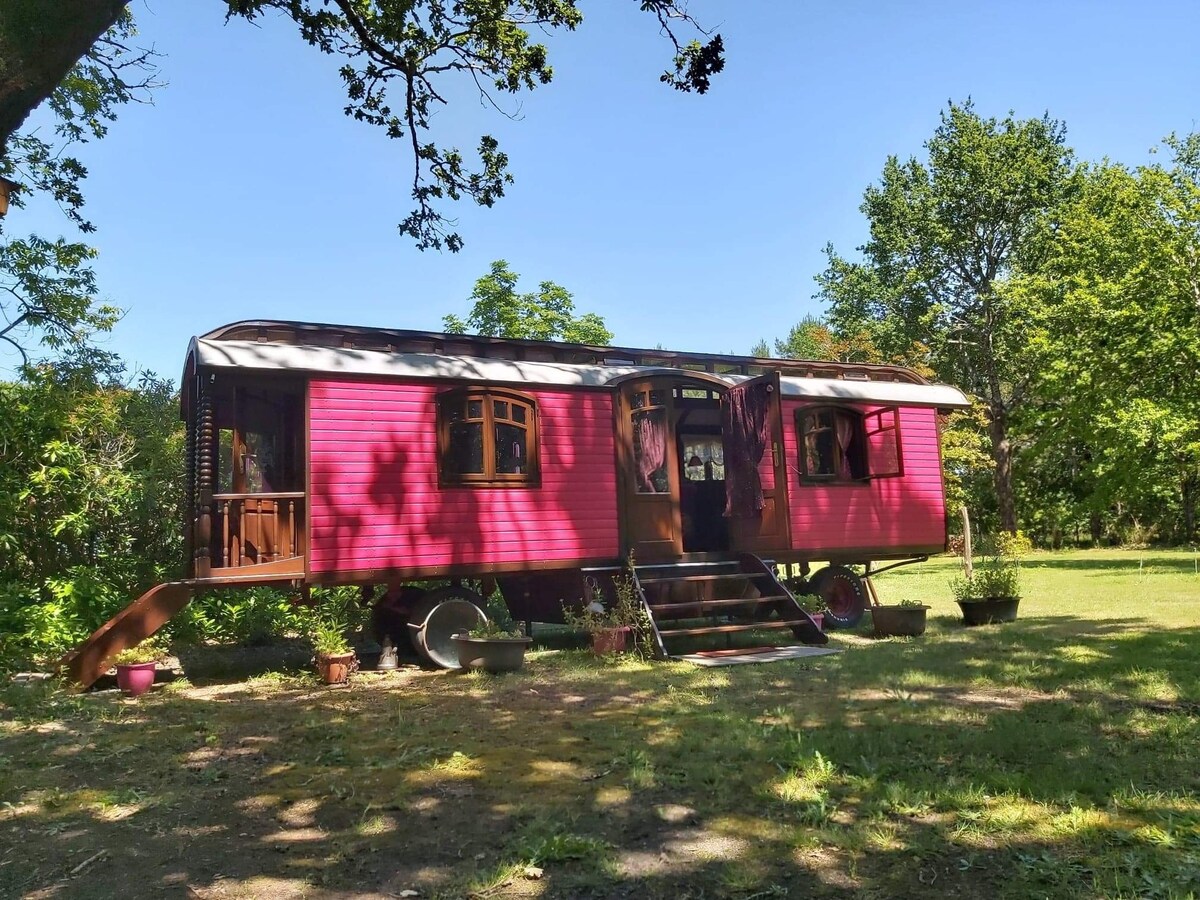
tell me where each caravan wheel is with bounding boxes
[808,566,867,628]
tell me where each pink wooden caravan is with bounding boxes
[64,320,970,684]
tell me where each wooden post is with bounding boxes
[183,385,196,574]
[961,505,973,579]
[195,381,215,578]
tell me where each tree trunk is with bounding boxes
[986,403,1017,534]
[1089,510,1103,545]
[0,0,129,154]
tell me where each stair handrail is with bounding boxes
[738,553,829,645]
[627,566,670,660]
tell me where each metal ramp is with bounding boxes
[631,553,828,662]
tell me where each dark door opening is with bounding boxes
[677,398,730,553]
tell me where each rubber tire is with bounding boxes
[808,566,868,629]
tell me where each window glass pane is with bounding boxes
[495,422,527,474]
[803,410,863,479]
[493,400,509,420]
[630,392,648,410]
[683,438,725,481]
[467,399,483,419]
[448,421,485,474]
[218,428,234,493]
[804,413,837,476]
[511,404,527,424]
[242,428,278,493]
[632,408,669,493]
[649,389,667,406]
[681,388,709,400]
[445,404,465,423]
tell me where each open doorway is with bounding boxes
[676,388,730,553]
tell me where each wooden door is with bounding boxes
[728,371,792,554]
[616,380,682,559]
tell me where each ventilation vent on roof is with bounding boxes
[842,372,870,381]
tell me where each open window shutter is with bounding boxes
[864,407,903,478]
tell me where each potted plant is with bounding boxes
[870,597,930,638]
[452,594,532,673]
[112,640,167,696]
[563,572,652,656]
[310,616,357,684]
[795,592,826,632]
[951,531,1024,626]
[951,561,1021,625]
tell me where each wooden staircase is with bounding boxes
[631,553,828,660]
[59,570,297,689]
[59,581,196,689]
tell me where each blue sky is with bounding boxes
[10,1,1200,381]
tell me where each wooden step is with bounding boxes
[60,581,197,689]
[638,572,756,585]
[658,620,803,638]
[649,595,789,614]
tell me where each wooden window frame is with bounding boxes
[437,387,540,488]
[864,406,904,479]
[795,404,906,483]
[796,405,869,484]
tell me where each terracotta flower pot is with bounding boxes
[116,662,158,697]
[452,634,532,673]
[316,651,356,684]
[591,627,630,655]
[808,612,825,632]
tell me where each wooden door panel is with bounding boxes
[617,380,682,559]
[729,372,791,553]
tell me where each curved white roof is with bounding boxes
[193,338,971,408]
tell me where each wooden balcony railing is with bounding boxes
[212,492,305,570]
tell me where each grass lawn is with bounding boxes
[2,549,1199,899]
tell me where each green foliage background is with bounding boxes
[1,12,1198,670]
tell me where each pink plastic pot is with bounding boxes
[809,612,825,632]
[116,662,157,697]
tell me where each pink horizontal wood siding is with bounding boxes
[782,402,946,554]
[308,380,619,574]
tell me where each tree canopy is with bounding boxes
[0,11,155,366]
[443,259,613,344]
[1024,138,1200,543]
[818,100,1076,532]
[0,1,723,253]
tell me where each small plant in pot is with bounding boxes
[951,532,1025,626]
[951,563,1021,625]
[870,597,930,638]
[310,616,357,685]
[795,592,826,631]
[112,640,167,697]
[562,576,644,655]
[452,595,531,673]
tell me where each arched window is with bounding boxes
[796,405,904,483]
[437,388,539,487]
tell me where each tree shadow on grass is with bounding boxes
[2,621,1199,899]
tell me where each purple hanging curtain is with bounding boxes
[635,410,667,492]
[835,414,854,478]
[723,380,772,518]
